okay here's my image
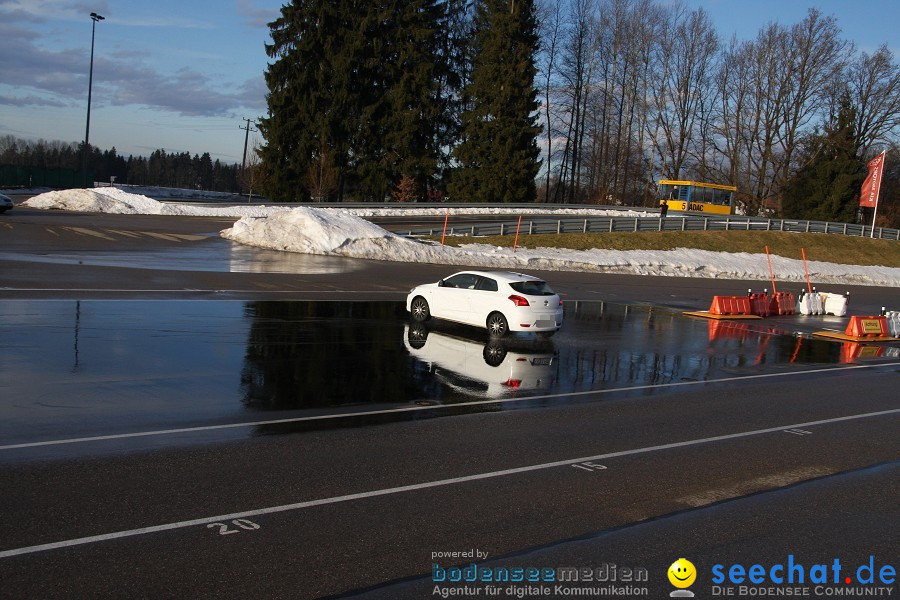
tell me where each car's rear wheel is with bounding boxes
[486,312,509,337]
[410,296,430,322]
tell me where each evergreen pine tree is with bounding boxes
[384,0,445,199]
[353,0,444,201]
[259,0,447,202]
[259,0,357,202]
[449,0,541,203]
[427,0,473,195]
[781,100,865,222]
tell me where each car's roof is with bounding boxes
[453,270,542,282]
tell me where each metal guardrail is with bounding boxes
[156,197,897,241]
[405,215,900,241]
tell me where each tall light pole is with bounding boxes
[82,11,104,187]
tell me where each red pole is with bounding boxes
[765,245,777,294]
[513,215,523,252]
[441,209,450,246]
[801,248,812,294]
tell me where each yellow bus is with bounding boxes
[658,180,736,215]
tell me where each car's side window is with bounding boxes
[475,277,498,292]
[444,274,477,289]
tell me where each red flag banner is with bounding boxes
[860,152,885,208]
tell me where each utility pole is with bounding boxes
[82,12,104,187]
[239,118,258,173]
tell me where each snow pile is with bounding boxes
[24,188,163,214]
[221,210,900,286]
[111,185,239,200]
[23,188,277,217]
[23,187,653,219]
[466,244,900,286]
[21,188,900,286]
[222,208,430,256]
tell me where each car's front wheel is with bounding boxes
[410,296,431,322]
[407,322,429,349]
[486,312,509,337]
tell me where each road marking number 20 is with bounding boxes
[207,519,261,535]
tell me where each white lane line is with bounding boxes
[2,407,898,559]
[2,362,898,451]
[0,289,398,293]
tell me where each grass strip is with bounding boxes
[429,231,900,268]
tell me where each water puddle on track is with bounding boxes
[1,299,894,456]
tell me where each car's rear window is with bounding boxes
[509,280,555,296]
[475,277,498,292]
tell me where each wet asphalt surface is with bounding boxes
[0,207,898,599]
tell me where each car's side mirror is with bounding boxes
[438,279,445,287]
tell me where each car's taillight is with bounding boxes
[508,295,530,307]
[502,379,522,388]
[558,298,564,307]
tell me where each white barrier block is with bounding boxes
[798,291,823,315]
[886,311,900,337]
[821,293,848,317]
[797,292,816,315]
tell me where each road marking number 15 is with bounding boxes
[207,519,261,535]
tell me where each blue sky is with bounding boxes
[1,0,897,164]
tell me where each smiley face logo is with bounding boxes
[668,558,697,588]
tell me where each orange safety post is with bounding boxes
[801,248,812,294]
[790,337,803,363]
[765,245,777,294]
[513,215,523,253]
[844,316,888,338]
[754,333,772,366]
[440,209,450,246]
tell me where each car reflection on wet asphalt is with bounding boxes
[1,298,896,460]
[404,322,558,397]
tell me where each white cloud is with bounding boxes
[0,0,111,23]
[236,0,278,28]
[0,21,265,116]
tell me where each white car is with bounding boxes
[406,270,564,337]
[0,193,13,213]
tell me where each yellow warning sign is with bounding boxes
[861,319,883,334]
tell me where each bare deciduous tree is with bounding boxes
[846,44,900,156]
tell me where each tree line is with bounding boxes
[0,135,244,192]
[259,0,541,204]
[537,0,899,221]
[259,0,899,224]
